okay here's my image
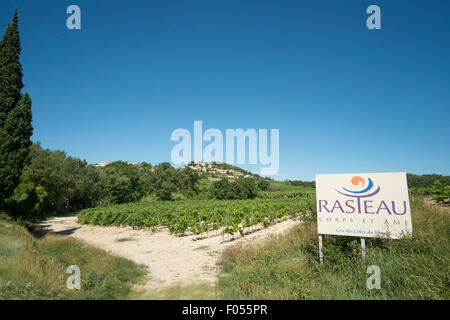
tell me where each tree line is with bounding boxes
[3,142,274,218]
[406,173,450,188]
[286,175,450,192]
[3,142,204,217]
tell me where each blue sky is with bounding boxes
[1,0,449,180]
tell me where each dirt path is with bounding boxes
[39,215,299,293]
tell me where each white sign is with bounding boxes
[315,172,412,239]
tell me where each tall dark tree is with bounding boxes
[0,10,33,202]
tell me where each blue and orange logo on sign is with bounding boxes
[336,176,380,197]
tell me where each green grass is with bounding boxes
[130,282,218,300]
[0,219,147,300]
[216,196,449,299]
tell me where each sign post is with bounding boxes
[315,172,413,263]
[318,234,324,264]
[361,238,366,258]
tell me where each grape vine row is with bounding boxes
[78,197,315,238]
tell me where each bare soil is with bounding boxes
[39,215,299,293]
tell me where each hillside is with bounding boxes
[181,161,260,180]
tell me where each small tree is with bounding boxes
[257,179,270,191]
[210,178,233,200]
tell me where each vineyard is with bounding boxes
[77,196,316,239]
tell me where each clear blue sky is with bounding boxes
[1,0,449,180]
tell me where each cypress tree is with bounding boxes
[0,10,33,202]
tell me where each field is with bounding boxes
[41,213,299,296]
[216,197,450,299]
[2,168,448,300]
[2,194,448,300]
[77,196,316,238]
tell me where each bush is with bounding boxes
[3,180,47,218]
[257,179,270,191]
[210,177,259,200]
[431,180,450,203]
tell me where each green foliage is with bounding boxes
[140,162,199,201]
[0,10,23,114]
[209,178,234,200]
[296,194,317,223]
[209,177,259,200]
[407,173,450,189]
[408,174,450,202]
[5,144,204,217]
[233,177,258,199]
[78,198,306,236]
[21,143,101,215]
[286,180,316,188]
[3,180,47,218]
[258,190,314,199]
[0,10,33,202]
[98,161,143,205]
[430,180,450,203]
[257,179,270,191]
[268,180,313,192]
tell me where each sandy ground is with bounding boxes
[39,215,300,292]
